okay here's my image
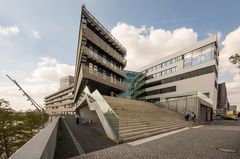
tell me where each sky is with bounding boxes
[0,0,240,111]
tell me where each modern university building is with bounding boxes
[130,35,219,118]
[73,5,127,104]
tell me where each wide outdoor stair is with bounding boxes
[103,96,188,142]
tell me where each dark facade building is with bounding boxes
[217,83,229,111]
[74,5,127,102]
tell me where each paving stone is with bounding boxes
[71,125,240,159]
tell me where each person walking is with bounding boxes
[75,114,80,124]
[191,112,196,122]
[184,110,190,121]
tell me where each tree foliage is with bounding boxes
[0,99,48,159]
[229,53,240,69]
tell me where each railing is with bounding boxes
[90,90,121,143]
[82,6,126,54]
[83,46,125,77]
[82,65,126,91]
[83,27,126,66]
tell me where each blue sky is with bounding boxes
[0,0,240,110]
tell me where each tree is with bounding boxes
[229,53,240,69]
[0,100,30,158]
[0,100,48,158]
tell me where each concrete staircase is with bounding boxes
[103,96,188,142]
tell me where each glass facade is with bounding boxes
[150,66,177,79]
[119,70,139,98]
[183,43,215,68]
[144,56,182,73]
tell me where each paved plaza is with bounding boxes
[71,125,240,159]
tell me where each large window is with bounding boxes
[192,49,201,65]
[183,43,215,68]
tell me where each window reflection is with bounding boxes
[183,43,215,68]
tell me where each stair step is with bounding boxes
[121,123,187,138]
[119,120,177,128]
[122,125,187,142]
[120,122,182,133]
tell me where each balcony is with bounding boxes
[83,46,125,77]
[82,65,126,91]
[45,95,74,105]
[45,89,73,101]
[82,27,126,66]
[82,6,126,56]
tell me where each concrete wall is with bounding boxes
[160,96,213,122]
[161,97,198,115]
[80,104,101,124]
[9,117,60,159]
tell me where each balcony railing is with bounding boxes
[83,46,125,77]
[83,27,126,66]
[82,6,126,54]
[82,65,126,91]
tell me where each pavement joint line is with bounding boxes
[127,127,189,146]
[192,125,203,129]
[62,117,85,155]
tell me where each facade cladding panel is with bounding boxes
[74,5,127,101]
[217,83,229,110]
[137,36,219,110]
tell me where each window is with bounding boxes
[110,74,113,82]
[89,63,93,74]
[192,49,201,65]
[93,65,98,76]
[162,62,167,67]
[89,45,94,56]
[202,44,213,63]
[183,53,192,68]
[113,75,116,84]
[94,48,98,58]
[103,54,106,63]
[166,69,170,75]
[178,56,182,61]
[103,70,106,79]
[172,58,176,63]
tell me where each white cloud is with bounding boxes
[32,30,41,39]
[1,57,75,111]
[26,57,75,83]
[219,26,240,75]
[111,22,198,70]
[0,25,19,36]
[219,26,240,106]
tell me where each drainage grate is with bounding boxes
[217,148,238,153]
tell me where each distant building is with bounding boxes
[60,76,74,90]
[45,85,74,115]
[217,83,229,112]
[45,76,75,115]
